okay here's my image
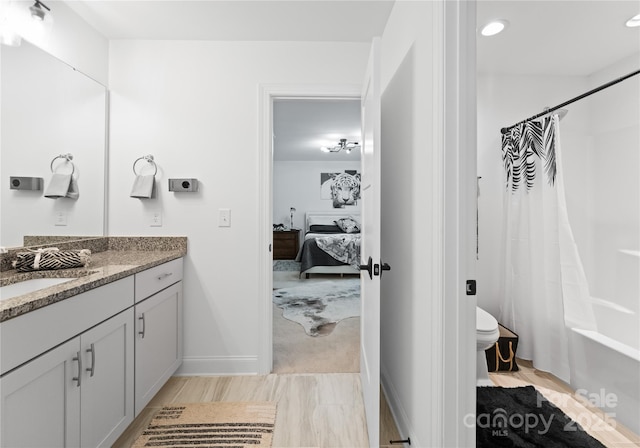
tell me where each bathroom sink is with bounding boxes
[0,277,77,302]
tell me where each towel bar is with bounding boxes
[50,153,75,175]
[132,154,158,176]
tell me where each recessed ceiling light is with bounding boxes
[480,19,509,37]
[626,13,640,28]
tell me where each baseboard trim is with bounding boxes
[381,363,424,448]
[176,356,259,376]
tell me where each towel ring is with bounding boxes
[132,155,158,176]
[50,153,75,175]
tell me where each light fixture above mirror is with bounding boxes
[29,0,50,21]
[320,138,361,154]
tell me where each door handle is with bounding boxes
[379,260,391,278]
[138,313,146,339]
[359,256,373,280]
[72,351,82,387]
[86,343,95,377]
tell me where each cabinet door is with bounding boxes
[80,308,134,448]
[135,281,183,415]
[0,338,81,447]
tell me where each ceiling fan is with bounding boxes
[320,138,361,154]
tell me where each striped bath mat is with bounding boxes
[133,402,276,447]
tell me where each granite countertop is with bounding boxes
[0,237,187,322]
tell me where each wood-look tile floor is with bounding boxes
[489,360,640,448]
[114,373,404,448]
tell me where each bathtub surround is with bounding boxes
[569,328,640,435]
[499,113,596,383]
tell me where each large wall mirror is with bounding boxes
[1,40,107,248]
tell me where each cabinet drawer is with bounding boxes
[135,258,183,303]
[1,277,134,376]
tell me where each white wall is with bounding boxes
[108,40,369,374]
[273,161,361,231]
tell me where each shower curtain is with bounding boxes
[498,114,596,383]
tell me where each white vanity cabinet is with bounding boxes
[134,258,183,415]
[0,257,184,446]
[0,306,135,448]
[0,338,81,447]
[79,308,135,447]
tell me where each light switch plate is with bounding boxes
[218,208,231,227]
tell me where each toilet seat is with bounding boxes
[476,306,501,386]
[476,307,498,334]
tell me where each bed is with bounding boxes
[296,211,361,278]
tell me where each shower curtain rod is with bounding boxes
[500,68,640,134]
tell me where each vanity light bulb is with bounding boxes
[481,20,508,36]
[626,14,640,27]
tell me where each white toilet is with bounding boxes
[476,306,500,386]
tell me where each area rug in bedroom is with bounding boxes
[273,260,301,271]
[132,402,276,448]
[273,279,360,336]
[476,386,606,448]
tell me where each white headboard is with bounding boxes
[305,211,361,233]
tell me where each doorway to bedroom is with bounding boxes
[271,98,362,373]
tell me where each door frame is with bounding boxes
[257,83,362,374]
[442,0,477,445]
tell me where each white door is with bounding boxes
[359,37,383,448]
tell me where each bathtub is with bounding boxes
[568,328,639,435]
[568,250,639,435]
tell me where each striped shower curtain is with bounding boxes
[498,113,596,382]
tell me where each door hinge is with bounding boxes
[466,280,476,296]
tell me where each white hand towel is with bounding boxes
[66,176,79,200]
[130,174,155,198]
[44,173,72,198]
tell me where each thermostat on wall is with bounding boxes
[168,178,198,192]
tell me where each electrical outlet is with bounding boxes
[54,211,67,226]
[218,208,231,227]
[150,211,162,227]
